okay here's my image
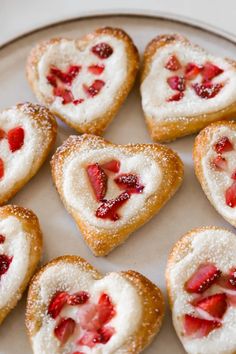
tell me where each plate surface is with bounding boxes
[0,14,236,354]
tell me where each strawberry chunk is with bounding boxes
[83,80,105,97]
[7,127,24,152]
[0,128,6,140]
[202,62,224,81]
[73,98,84,105]
[98,293,116,325]
[88,64,105,75]
[214,136,233,154]
[193,82,223,99]
[114,173,144,194]
[165,55,181,71]
[0,254,12,277]
[167,92,184,102]
[185,62,202,80]
[0,235,5,244]
[184,314,221,337]
[212,155,227,170]
[96,191,130,221]
[91,43,113,59]
[101,160,120,173]
[167,76,186,91]
[48,291,69,319]
[0,158,4,180]
[67,291,90,306]
[225,182,236,207]
[54,317,76,344]
[185,264,221,294]
[50,65,81,85]
[228,268,236,288]
[53,87,74,104]
[194,293,227,319]
[87,163,107,202]
[96,326,115,344]
[231,170,236,180]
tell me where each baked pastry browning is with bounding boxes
[26,27,139,135]
[26,255,164,354]
[0,205,42,325]
[166,227,236,354]
[0,102,57,205]
[194,120,236,227]
[51,134,184,256]
[141,34,236,142]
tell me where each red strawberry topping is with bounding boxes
[165,55,181,71]
[0,129,6,140]
[88,64,105,75]
[0,158,4,180]
[185,264,221,293]
[73,98,84,105]
[98,293,116,325]
[225,182,236,207]
[214,136,233,154]
[183,314,221,337]
[53,87,74,104]
[48,291,69,319]
[96,191,130,221]
[49,65,81,85]
[185,62,202,80]
[167,92,184,102]
[202,62,224,82]
[228,268,236,288]
[0,235,5,244]
[7,127,24,152]
[101,159,120,173]
[212,155,227,171]
[91,43,113,59]
[231,170,236,180]
[0,254,12,277]
[67,291,90,306]
[193,82,223,99]
[54,317,76,344]
[83,80,105,97]
[194,293,227,319]
[87,163,107,202]
[167,76,186,91]
[114,173,144,194]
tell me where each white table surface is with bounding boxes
[1,0,236,46]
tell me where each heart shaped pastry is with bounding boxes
[26,255,164,354]
[26,27,139,135]
[0,204,42,325]
[141,34,236,142]
[0,102,57,205]
[166,226,236,354]
[51,134,183,256]
[193,121,236,227]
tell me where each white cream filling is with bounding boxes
[0,108,44,197]
[202,126,236,220]
[141,42,236,121]
[0,216,30,309]
[32,262,142,354]
[37,36,128,124]
[169,229,236,354]
[62,148,161,229]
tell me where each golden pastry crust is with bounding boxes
[0,205,43,325]
[51,134,184,256]
[26,27,139,135]
[193,120,236,227]
[141,34,236,142]
[0,102,57,205]
[26,255,165,353]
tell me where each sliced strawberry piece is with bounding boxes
[96,326,115,344]
[212,155,227,170]
[228,268,236,288]
[98,293,116,325]
[185,264,221,294]
[214,136,233,154]
[0,158,4,180]
[50,65,81,85]
[193,82,223,99]
[185,62,202,80]
[88,64,105,75]
[202,62,224,81]
[73,98,84,105]
[225,182,236,207]
[0,128,6,140]
[54,87,74,104]
[87,163,107,202]
[48,291,69,319]
[165,55,181,71]
[231,170,236,180]
[91,43,113,59]
[101,159,120,173]
[184,314,221,337]
[83,80,105,97]
[0,235,5,244]
[54,317,76,344]
[7,127,24,152]
[167,76,186,91]
[47,74,57,87]
[114,173,144,194]
[72,352,85,354]
[167,92,184,102]
[67,291,90,306]
[96,191,130,221]
[194,293,227,319]
[0,254,12,277]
